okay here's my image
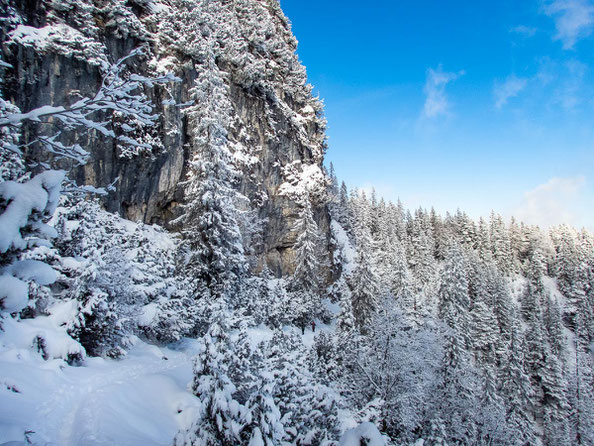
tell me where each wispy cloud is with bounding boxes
[544,0,594,49]
[514,176,587,227]
[510,25,538,37]
[494,75,528,108]
[534,57,588,109]
[422,66,464,118]
[556,59,587,109]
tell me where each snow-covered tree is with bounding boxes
[438,243,470,346]
[265,330,340,444]
[242,368,285,446]
[0,48,177,318]
[499,318,538,445]
[173,30,246,298]
[490,212,513,275]
[349,240,380,328]
[347,303,442,443]
[292,198,325,292]
[176,305,246,446]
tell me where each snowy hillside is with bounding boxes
[1,337,200,446]
[1,0,594,445]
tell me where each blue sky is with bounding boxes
[280,0,594,229]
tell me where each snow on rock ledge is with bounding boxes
[9,24,108,68]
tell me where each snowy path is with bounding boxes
[0,340,200,446]
[1,310,338,446]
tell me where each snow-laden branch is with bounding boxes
[0,47,181,164]
[0,48,181,314]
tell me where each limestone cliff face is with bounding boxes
[1,0,332,278]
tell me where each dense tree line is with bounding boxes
[323,166,594,445]
[1,0,593,444]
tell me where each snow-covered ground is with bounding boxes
[0,315,338,446]
[0,337,201,446]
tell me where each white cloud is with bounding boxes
[544,0,594,49]
[422,66,464,118]
[557,59,587,109]
[511,25,538,37]
[533,57,588,109]
[494,75,528,108]
[514,176,587,228]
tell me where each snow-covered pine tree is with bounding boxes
[486,263,514,347]
[291,197,325,292]
[438,243,470,346]
[176,303,245,446]
[349,234,380,328]
[288,196,329,327]
[242,368,285,446]
[521,249,547,321]
[541,341,571,446]
[476,217,492,263]
[499,317,538,445]
[265,329,340,444]
[543,295,565,359]
[173,24,247,299]
[489,212,513,275]
[0,47,178,330]
[407,214,436,287]
[336,181,352,232]
[377,238,408,299]
[469,262,500,367]
[569,309,594,445]
[335,277,357,339]
[550,225,587,327]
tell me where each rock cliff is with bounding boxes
[1,0,332,278]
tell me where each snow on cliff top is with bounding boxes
[9,24,108,68]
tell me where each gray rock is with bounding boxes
[1,0,333,280]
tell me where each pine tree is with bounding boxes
[349,230,380,328]
[550,225,586,326]
[438,243,470,346]
[376,239,408,298]
[476,217,492,263]
[499,318,538,445]
[328,162,338,196]
[230,321,257,404]
[521,249,547,321]
[243,369,285,446]
[486,263,514,347]
[508,217,524,269]
[470,284,500,366]
[335,278,357,338]
[393,199,408,243]
[292,198,324,292]
[490,212,513,275]
[569,310,594,445]
[266,330,339,444]
[174,28,246,298]
[408,216,436,286]
[453,209,477,249]
[541,342,571,446]
[434,328,480,445]
[544,296,565,358]
[431,207,449,261]
[336,181,351,231]
[176,305,246,446]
